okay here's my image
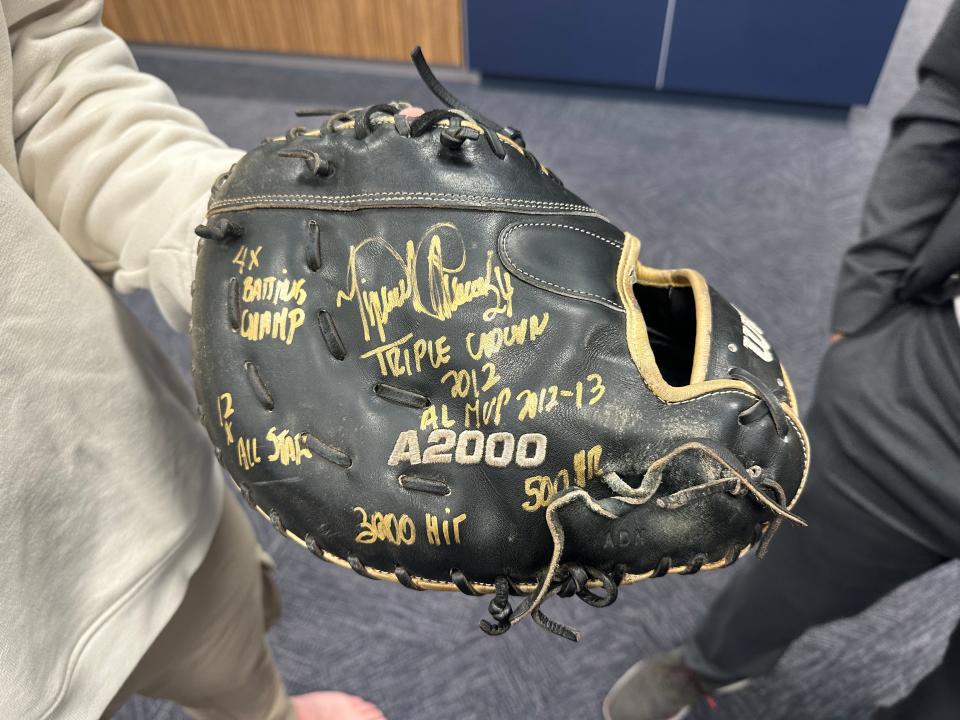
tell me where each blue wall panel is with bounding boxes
[467,1,668,87]
[664,0,907,106]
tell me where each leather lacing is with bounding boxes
[290,47,561,182]
[481,370,806,642]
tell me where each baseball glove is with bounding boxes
[191,49,809,641]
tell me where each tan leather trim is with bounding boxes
[617,232,810,509]
[236,478,755,594]
[780,363,799,411]
[779,365,810,510]
[617,232,755,401]
[270,117,538,169]
[635,263,712,384]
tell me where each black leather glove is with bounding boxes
[191,49,809,641]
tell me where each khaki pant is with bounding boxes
[103,492,296,720]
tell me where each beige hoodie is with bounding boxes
[0,1,243,717]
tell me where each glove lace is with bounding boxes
[292,48,563,182]
[485,372,804,641]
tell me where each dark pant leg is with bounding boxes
[684,305,960,685]
[873,619,960,720]
[683,472,944,684]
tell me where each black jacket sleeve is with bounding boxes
[832,0,960,335]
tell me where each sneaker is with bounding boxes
[602,649,750,720]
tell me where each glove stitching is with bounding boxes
[211,191,586,204]
[499,223,624,310]
[210,191,595,211]
[504,221,624,249]
[235,470,761,595]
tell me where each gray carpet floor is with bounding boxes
[117,1,960,717]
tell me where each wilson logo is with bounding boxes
[738,310,774,362]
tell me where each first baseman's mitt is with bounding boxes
[191,50,809,641]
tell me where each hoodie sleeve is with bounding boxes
[832,0,960,335]
[9,0,243,331]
